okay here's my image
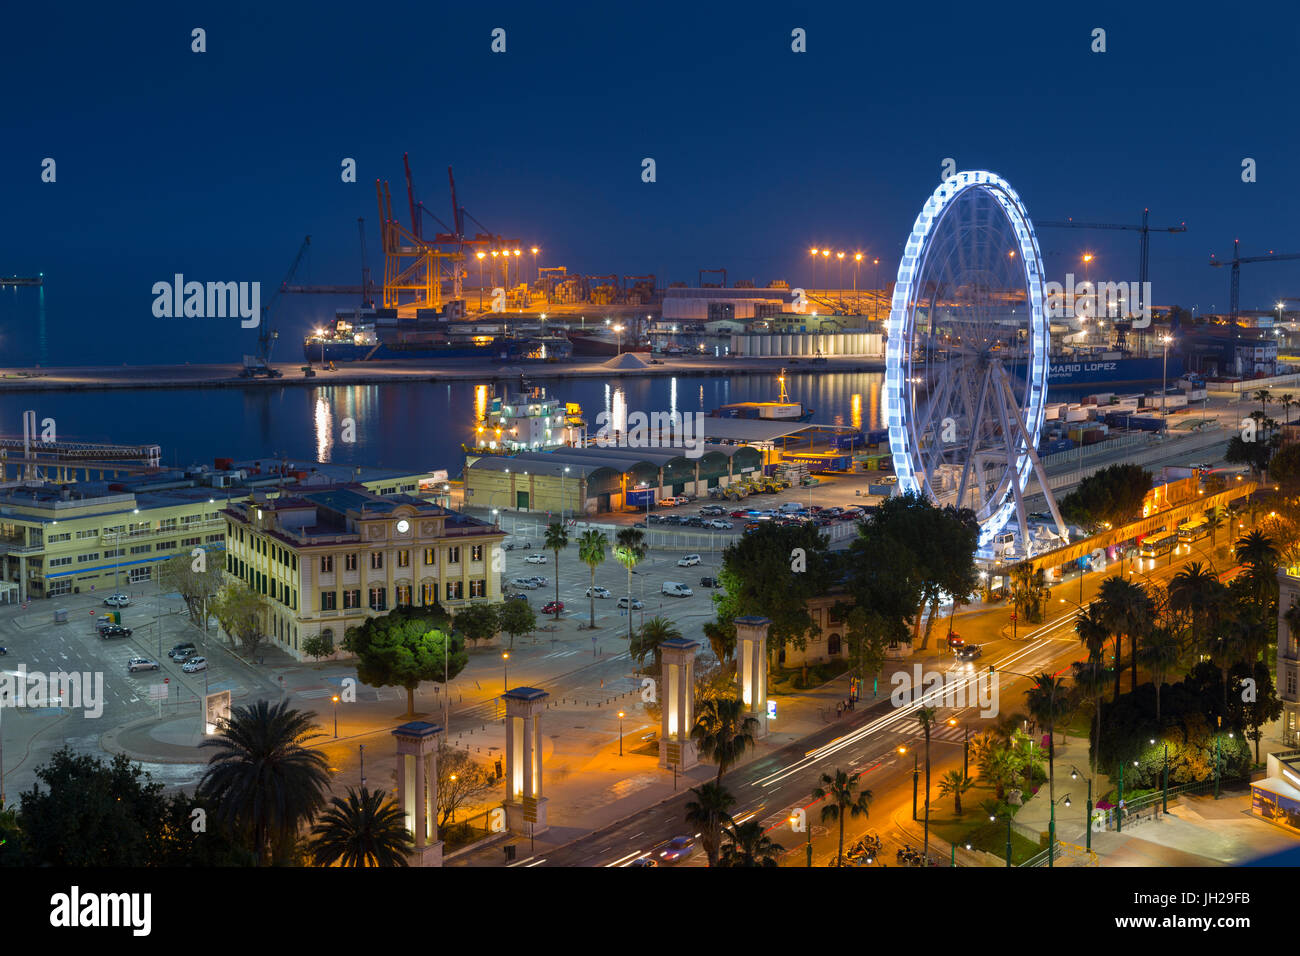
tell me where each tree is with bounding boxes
[349,607,466,719]
[453,603,499,647]
[1205,507,1227,547]
[578,529,608,629]
[1168,562,1225,660]
[1097,575,1153,698]
[1280,392,1295,425]
[843,605,891,696]
[1138,625,1185,721]
[198,700,331,865]
[301,632,334,661]
[938,770,974,815]
[157,549,224,628]
[684,782,736,866]
[1058,463,1152,530]
[1009,562,1048,625]
[717,819,783,867]
[614,527,647,643]
[544,522,569,620]
[1254,388,1272,418]
[308,786,413,867]
[17,748,169,866]
[691,696,760,785]
[496,598,536,649]
[1074,603,1111,777]
[1024,674,1069,819]
[211,580,270,656]
[436,742,497,827]
[631,616,679,675]
[811,768,872,867]
[918,705,937,857]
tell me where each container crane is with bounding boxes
[1209,240,1300,323]
[242,235,310,378]
[699,268,727,288]
[1036,209,1186,290]
[279,219,379,306]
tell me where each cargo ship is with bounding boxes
[1047,351,1184,388]
[565,326,651,357]
[304,308,571,364]
[709,369,814,421]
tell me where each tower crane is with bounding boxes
[1036,209,1187,290]
[1209,240,1300,323]
[241,235,310,378]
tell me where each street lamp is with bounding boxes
[1160,334,1174,418]
[836,251,845,303]
[1070,766,1093,852]
[617,710,625,756]
[899,745,918,820]
[476,251,487,309]
[502,651,509,693]
[331,694,339,738]
[613,324,624,355]
[872,258,880,321]
[853,252,863,313]
[950,717,969,778]
[990,810,1012,867]
[808,248,819,291]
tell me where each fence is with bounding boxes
[1227,371,1300,392]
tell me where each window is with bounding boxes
[396,585,411,607]
[131,544,152,554]
[75,528,98,540]
[469,579,486,598]
[156,541,177,551]
[128,567,151,583]
[159,518,177,532]
[397,549,410,568]
[1288,672,1297,696]
[48,532,71,544]
[471,545,484,562]
[321,555,334,573]
[77,552,100,563]
[47,579,72,597]
[368,587,387,611]
[181,536,201,547]
[345,553,358,572]
[827,633,842,656]
[422,583,436,605]
[206,534,223,543]
[424,548,436,565]
[370,552,383,570]
[447,546,461,564]
[104,548,124,558]
[343,589,361,610]
[445,581,463,600]
[49,556,73,568]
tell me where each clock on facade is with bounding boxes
[396,519,410,533]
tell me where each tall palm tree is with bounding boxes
[1206,507,1227,548]
[1280,392,1295,425]
[1138,625,1185,721]
[691,696,759,785]
[1254,388,1272,418]
[544,522,569,620]
[684,782,735,866]
[938,770,974,815]
[1207,621,1252,713]
[615,527,647,643]
[198,699,331,865]
[717,819,783,867]
[1024,674,1068,820]
[811,768,873,867]
[577,529,607,629]
[1168,562,1223,660]
[1097,575,1152,698]
[307,786,413,867]
[631,616,679,674]
[1235,528,1279,574]
[1009,562,1047,624]
[917,706,937,857]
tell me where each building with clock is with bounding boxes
[223,485,505,660]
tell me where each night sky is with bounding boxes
[2,2,1299,366]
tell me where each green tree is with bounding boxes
[1138,625,1185,721]
[1097,575,1153,699]
[812,768,873,867]
[349,606,465,719]
[1168,562,1225,660]
[301,632,333,661]
[843,605,891,696]
[1024,674,1070,819]
[1058,463,1152,530]
[308,786,413,867]
[1254,388,1272,418]
[157,548,225,628]
[544,522,569,620]
[918,706,936,856]
[454,602,499,647]
[211,580,270,656]
[684,781,736,866]
[717,819,783,867]
[578,529,608,629]
[938,770,974,815]
[615,527,647,643]
[1074,604,1111,777]
[497,598,537,649]
[436,742,497,827]
[198,700,331,865]
[631,616,679,675]
[1280,393,1296,425]
[691,696,760,785]
[1009,562,1048,625]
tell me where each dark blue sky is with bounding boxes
[3,1,1299,365]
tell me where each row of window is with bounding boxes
[47,516,220,547]
[227,554,301,611]
[319,545,482,573]
[319,580,485,612]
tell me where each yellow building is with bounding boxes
[223,486,504,660]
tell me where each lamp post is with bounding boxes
[617,710,625,756]
[476,251,486,310]
[1153,737,1169,813]
[1047,794,1072,868]
[791,812,812,867]
[990,811,1012,867]
[531,246,539,284]
[1160,334,1173,418]
[331,694,339,738]
[1070,766,1093,851]
[853,252,863,313]
[950,717,969,779]
[872,258,880,321]
[836,251,845,304]
[502,651,509,693]
[808,248,818,292]
[900,745,918,820]
[359,743,366,788]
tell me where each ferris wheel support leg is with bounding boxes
[993,365,1070,549]
[989,374,1034,558]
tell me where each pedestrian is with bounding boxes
[836,702,843,718]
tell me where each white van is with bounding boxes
[779,502,806,514]
[662,582,693,597]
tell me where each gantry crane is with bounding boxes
[1037,209,1187,290]
[699,268,727,288]
[241,235,310,378]
[280,218,379,306]
[1209,240,1300,323]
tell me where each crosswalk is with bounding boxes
[891,718,969,743]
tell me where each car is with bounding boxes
[729,510,748,518]
[677,554,701,567]
[662,582,693,597]
[526,575,549,587]
[708,519,733,530]
[699,576,718,588]
[946,632,965,650]
[617,596,644,610]
[955,644,982,662]
[659,835,696,863]
[628,856,658,867]
[507,592,529,603]
[0,646,7,656]
[586,586,611,599]
[699,505,726,516]
[100,624,133,639]
[127,657,160,673]
[102,592,131,607]
[510,578,540,589]
[168,642,196,659]
[542,601,565,615]
[172,647,197,662]
[525,553,548,565]
[181,656,208,673]
[658,496,683,507]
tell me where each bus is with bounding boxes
[1177,518,1210,542]
[1139,532,1178,558]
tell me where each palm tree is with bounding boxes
[717,819,783,867]
[1280,392,1295,425]
[938,770,974,815]
[1138,625,1185,721]
[917,706,937,857]
[1097,575,1152,698]
[1024,674,1068,818]
[307,786,413,867]
[811,768,873,867]
[577,530,608,629]
[691,696,760,785]
[1009,562,1047,624]
[631,616,679,674]
[684,782,735,866]
[544,522,569,620]
[1206,507,1227,548]
[1254,388,1272,418]
[976,742,1018,799]
[1234,528,1279,573]
[1073,603,1111,779]
[615,527,647,643]
[1168,562,1223,660]
[1207,621,1252,713]
[198,699,331,865]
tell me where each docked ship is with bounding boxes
[565,325,651,357]
[1047,349,1184,388]
[709,369,814,421]
[304,308,571,364]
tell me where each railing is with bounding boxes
[1021,843,1063,868]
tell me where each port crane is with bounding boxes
[280,219,379,306]
[1209,240,1300,323]
[698,268,727,288]
[241,235,310,378]
[1037,209,1187,290]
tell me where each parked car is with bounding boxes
[181,656,208,673]
[659,835,696,863]
[586,586,611,599]
[708,519,733,530]
[699,576,719,588]
[729,510,749,518]
[172,647,197,662]
[658,496,683,507]
[526,575,549,587]
[677,554,701,567]
[507,592,529,603]
[168,642,196,659]
[955,643,982,662]
[0,646,8,656]
[127,657,160,673]
[617,596,644,610]
[542,601,565,615]
[100,624,133,639]
[699,505,726,516]
[525,553,548,565]
[662,582,693,597]
[102,592,131,607]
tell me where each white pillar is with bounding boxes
[391,720,444,867]
[735,615,770,737]
[504,686,550,835]
[659,637,700,770]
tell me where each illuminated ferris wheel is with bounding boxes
[884,170,1066,555]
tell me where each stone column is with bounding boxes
[735,615,770,737]
[391,720,444,867]
[503,687,549,835]
[659,637,700,770]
